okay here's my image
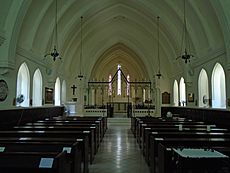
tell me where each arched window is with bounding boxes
[117,64,121,95]
[211,63,226,108]
[108,74,112,96]
[143,88,146,102]
[16,62,30,107]
[127,75,130,96]
[61,80,66,104]
[198,69,209,107]
[173,80,179,106]
[55,77,61,106]
[179,77,186,106]
[32,69,42,106]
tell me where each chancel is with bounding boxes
[1,0,230,173]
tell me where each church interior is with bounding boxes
[1,0,230,172]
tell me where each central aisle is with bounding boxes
[89,123,150,173]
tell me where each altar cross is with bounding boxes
[71,85,77,95]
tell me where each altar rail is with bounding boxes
[84,109,107,117]
[0,106,64,128]
[132,109,155,117]
[161,106,230,127]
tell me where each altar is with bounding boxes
[66,101,77,114]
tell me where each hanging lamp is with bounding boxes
[44,0,61,61]
[77,16,84,80]
[156,16,162,79]
[177,0,194,63]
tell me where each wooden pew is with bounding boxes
[131,117,168,136]
[171,148,229,173]
[0,129,94,164]
[36,119,104,141]
[136,121,206,144]
[32,120,102,143]
[134,117,192,134]
[143,126,227,158]
[0,141,81,173]
[63,116,108,137]
[139,123,217,148]
[139,123,215,157]
[0,131,90,171]
[132,116,230,173]
[0,137,88,173]
[0,151,70,173]
[157,139,230,173]
[149,132,230,172]
[149,132,230,156]
[14,125,99,154]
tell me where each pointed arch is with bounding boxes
[211,63,226,108]
[16,62,30,107]
[179,77,186,106]
[61,80,67,104]
[55,77,61,106]
[198,69,209,107]
[32,68,43,106]
[173,80,179,106]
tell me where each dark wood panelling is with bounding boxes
[0,106,64,129]
[161,106,230,127]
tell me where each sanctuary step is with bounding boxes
[108,117,131,127]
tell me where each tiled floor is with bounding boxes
[89,124,150,173]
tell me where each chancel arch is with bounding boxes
[32,68,43,106]
[16,62,30,107]
[89,43,151,105]
[90,43,149,82]
[211,63,226,108]
[87,43,153,117]
[198,69,209,107]
[54,77,61,106]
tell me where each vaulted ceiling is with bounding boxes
[1,0,229,81]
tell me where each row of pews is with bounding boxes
[0,115,107,173]
[131,116,230,173]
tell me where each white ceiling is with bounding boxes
[1,0,229,81]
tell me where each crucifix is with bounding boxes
[71,85,77,95]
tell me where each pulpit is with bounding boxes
[66,101,77,115]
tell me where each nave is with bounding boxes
[89,121,149,173]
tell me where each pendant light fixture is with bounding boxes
[177,0,194,63]
[44,0,61,61]
[77,16,84,80]
[156,16,162,79]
